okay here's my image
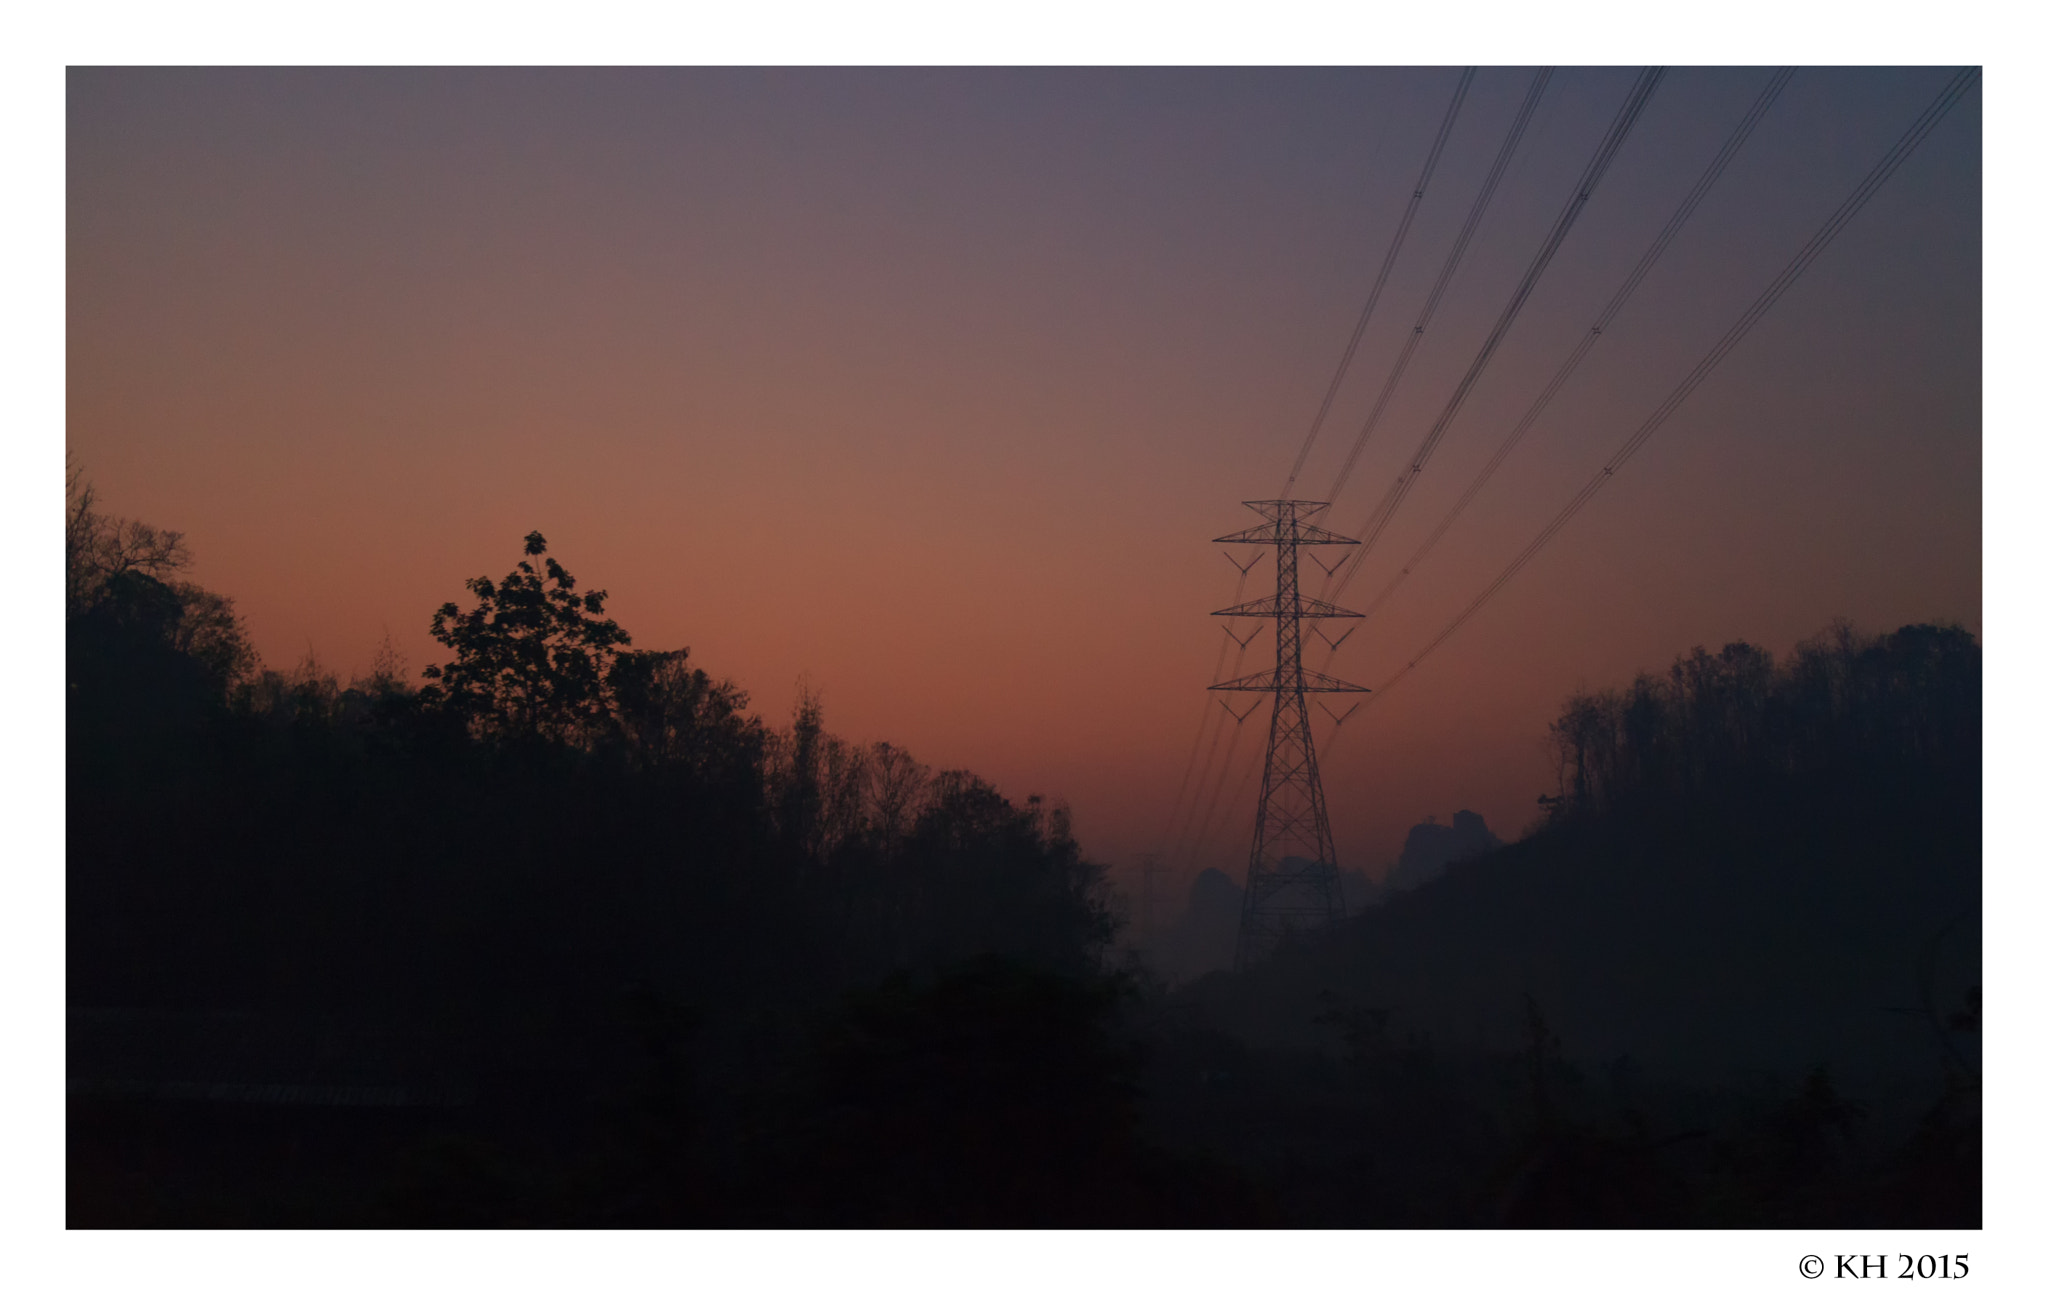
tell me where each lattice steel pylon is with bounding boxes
[1210,500,1369,970]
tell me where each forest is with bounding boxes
[66,471,1979,1227]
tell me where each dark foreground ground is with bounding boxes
[68,988,1979,1229]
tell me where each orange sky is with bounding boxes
[67,68,1980,886]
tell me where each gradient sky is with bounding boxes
[66,67,1980,888]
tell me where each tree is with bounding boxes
[66,462,258,703]
[1542,623,1979,820]
[608,645,761,781]
[420,531,632,746]
[67,456,191,619]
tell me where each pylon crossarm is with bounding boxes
[1213,521,1360,546]
[1237,499,1330,523]
[1299,596,1366,619]
[1209,670,1279,693]
[1299,667,1371,693]
[1209,667,1369,693]
[1212,594,1364,619]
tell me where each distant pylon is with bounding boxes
[1210,500,1369,970]
[1136,851,1164,951]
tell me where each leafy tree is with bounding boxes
[420,531,631,745]
[608,645,761,781]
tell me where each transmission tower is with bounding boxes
[1210,500,1369,970]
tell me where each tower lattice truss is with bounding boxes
[1211,500,1369,970]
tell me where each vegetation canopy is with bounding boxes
[65,475,1978,1229]
[420,531,632,746]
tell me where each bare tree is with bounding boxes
[67,455,190,617]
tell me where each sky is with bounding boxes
[66,66,1981,888]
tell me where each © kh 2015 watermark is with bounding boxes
[1799,1255,1970,1280]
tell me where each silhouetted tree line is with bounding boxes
[70,486,1113,992]
[1543,623,1979,824]
[70,475,1226,1225]
[67,468,1979,1227]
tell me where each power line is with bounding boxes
[1180,697,1262,874]
[1280,68,1477,499]
[1162,635,1269,870]
[1354,66,1979,709]
[1353,68,1796,624]
[1182,701,1261,871]
[1156,561,1258,848]
[1326,66,1666,595]
[1190,730,1270,877]
[1322,68,1556,505]
[1170,693,1257,866]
